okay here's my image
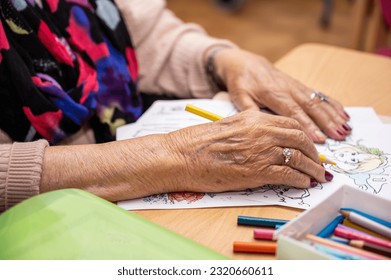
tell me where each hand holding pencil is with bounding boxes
[185,104,336,167]
[170,103,334,191]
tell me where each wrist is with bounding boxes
[204,46,232,92]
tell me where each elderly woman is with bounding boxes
[0,0,348,213]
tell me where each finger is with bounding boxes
[261,93,328,143]
[327,98,350,121]
[320,98,352,134]
[291,89,348,141]
[263,165,314,188]
[225,110,306,135]
[279,147,326,183]
[264,127,320,164]
[229,90,259,111]
[299,93,350,140]
[275,103,327,144]
[260,113,304,131]
[291,109,329,143]
[313,101,351,139]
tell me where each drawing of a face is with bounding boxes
[334,149,373,165]
[331,146,386,174]
[325,141,388,194]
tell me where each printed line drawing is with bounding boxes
[117,102,391,211]
[323,138,389,194]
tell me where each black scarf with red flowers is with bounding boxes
[0,0,142,144]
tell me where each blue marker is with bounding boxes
[237,215,289,227]
[316,214,345,238]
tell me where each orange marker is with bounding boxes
[233,241,277,254]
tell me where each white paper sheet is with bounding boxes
[116,99,238,140]
[116,100,390,210]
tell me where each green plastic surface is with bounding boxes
[0,189,228,260]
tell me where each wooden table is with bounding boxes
[133,43,391,260]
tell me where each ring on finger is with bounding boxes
[310,91,329,103]
[282,148,292,165]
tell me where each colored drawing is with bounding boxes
[116,100,391,210]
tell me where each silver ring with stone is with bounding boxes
[310,91,329,103]
[283,148,292,164]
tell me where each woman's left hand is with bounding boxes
[212,48,351,143]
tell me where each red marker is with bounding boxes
[254,228,276,241]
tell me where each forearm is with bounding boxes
[116,0,236,99]
[40,134,187,202]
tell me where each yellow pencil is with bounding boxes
[185,104,223,121]
[185,103,335,165]
[319,154,336,165]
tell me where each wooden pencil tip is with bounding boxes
[339,210,350,217]
[349,240,364,247]
[319,154,336,165]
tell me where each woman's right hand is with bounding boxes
[41,110,329,203]
[166,110,328,193]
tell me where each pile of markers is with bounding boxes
[233,208,391,260]
[233,215,288,255]
[303,208,391,260]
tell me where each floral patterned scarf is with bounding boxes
[0,0,142,144]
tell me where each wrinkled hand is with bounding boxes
[212,48,351,143]
[166,110,328,193]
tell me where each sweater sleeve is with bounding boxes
[0,140,48,213]
[115,0,237,99]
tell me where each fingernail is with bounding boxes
[310,178,319,187]
[336,129,345,136]
[325,170,334,182]
[344,111,350,119]
[342,123,352,131]
[314,130,326,143]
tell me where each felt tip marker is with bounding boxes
[254,228,276,241]
[237,215,288,228]
[233,241,277,254]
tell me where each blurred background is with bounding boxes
[167,0,391,62]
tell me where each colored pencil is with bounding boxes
[237,215,288,228]
[185,103,334,164]
[334,224,391,249]
[305,234,389,260]
[233,241,277,254]
[340,210,391,239]
[318,154,336,165]
[312,243,366,260]
[350,240,391,258]
[340,207,391,228]
[327,235,350,245]
[343,219,391,240]
[254,228,276,241]
[316,214,344,237]
[185,104,223,121]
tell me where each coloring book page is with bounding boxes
[116,100,390,210]
[116,99,238,140]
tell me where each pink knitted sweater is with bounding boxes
[0,0,235,212]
